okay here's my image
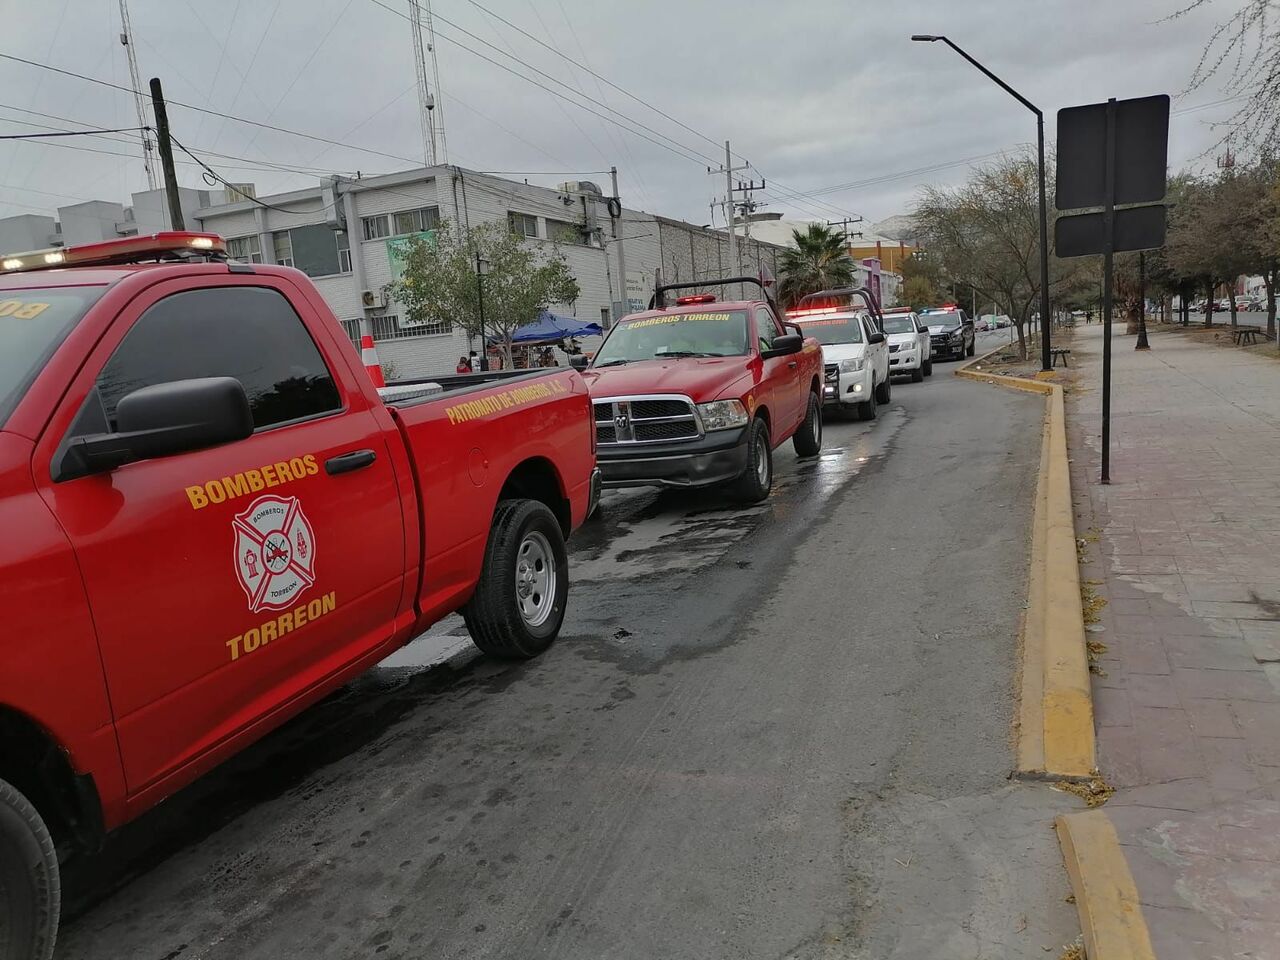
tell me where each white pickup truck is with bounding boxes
[881,308,933,382]
[786,296,890,420]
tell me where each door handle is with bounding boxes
[787,361,799,369]
[325,449,377,475]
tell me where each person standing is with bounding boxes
[456,355,472,374]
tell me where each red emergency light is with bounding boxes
[675,294,717,304]
[0,232,226,275]
[786,305,841,317]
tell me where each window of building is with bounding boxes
[336,229,351,273]
[508,212,539,239]
[392,206,440,236]
[227,235,263,263]
[362,214,391,241]
[94,286,341,431]
[272,225,347,277]
[546,219,586,245]
[273,231,293,267]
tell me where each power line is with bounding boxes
[0,125,146,140]
[0,52,424,166]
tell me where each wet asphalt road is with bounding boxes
[56,335,1080,959]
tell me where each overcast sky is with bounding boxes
[0,0,1252,232]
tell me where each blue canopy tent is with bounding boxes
[494,310,603,345]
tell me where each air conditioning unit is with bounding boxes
[361,289,378,309]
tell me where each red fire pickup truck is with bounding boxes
[574,278,824,503]
[0,233,598,959]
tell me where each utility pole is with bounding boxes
[732,178,765,255]
[148,78,184,230]
[408,0,437,165]
[708,141,748,278]
[118,0,156,190]
[610,166,627,323]
[826,216,864,240]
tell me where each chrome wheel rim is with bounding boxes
[515,531,556,628]
[812,403,822,447]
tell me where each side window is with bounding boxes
[755,307,779,353]
[93,286,342,433]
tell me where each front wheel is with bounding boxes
[910,363,924,383]
[875,374,892,404]
[730,417,773,503]
[792,392,822,457]
[967,337,976,357]
[463,499,569,659]
[923,358,933,377]
[0,777,60,960]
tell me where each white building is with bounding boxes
[0,187,214,253]
[191,165,790,379]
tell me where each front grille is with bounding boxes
[889,343,901,353]
[594,396,700,445]
[824,363,839,383]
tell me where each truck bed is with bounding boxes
[380,368,565,408]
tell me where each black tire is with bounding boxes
[730,417,773,503]
[924,358,933,377]
[967,337,976,357]
[875,373,892,404]
[792,392,822,457]
[856,396,877,421]
[0,778,59,960]
[910,364,924,383]
[463,499,568,659]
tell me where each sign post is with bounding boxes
[1055,94,1169,485]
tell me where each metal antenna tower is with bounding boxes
[118,0,157,190]
[423,0,447,164]
[408,0,446,166]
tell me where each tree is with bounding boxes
[900,251,942,310]
[913,150,1083,359]
[1178,0,1280,152]
[389,220,580,366]
[776,224,856,307]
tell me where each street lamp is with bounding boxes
[912,34,1053,371]
[475,252,490,371]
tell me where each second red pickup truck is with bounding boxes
[574,278,824,503]
[0,232,598,959]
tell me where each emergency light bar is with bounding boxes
[786,305,841,317]
[0,232,226,274]
[675,294,717,305]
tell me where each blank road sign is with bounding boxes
[1055,95,1170,210]
[1055,205,1167,258]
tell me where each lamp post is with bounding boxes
[475,251,490,371]
[912,34,1052,371]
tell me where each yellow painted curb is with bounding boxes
[955,348,1096,778]
[1056,810,1156,960]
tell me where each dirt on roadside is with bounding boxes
[1146,321,1280,363]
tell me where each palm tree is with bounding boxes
[777,224,856,307]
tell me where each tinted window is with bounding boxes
[96,286,341,430]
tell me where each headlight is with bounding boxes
[948,331,963,342]
[840,357,866,373]
[696,399,749,431]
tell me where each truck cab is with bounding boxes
[786,287,891,421]
[578,278,824,504]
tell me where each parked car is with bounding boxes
[881,307,933,382]
[785,289,891,418]
[574,278,824,503]
[0,232,599,958]
[920,306,976,360]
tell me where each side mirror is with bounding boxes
[569,354,589,371]
[868,331,886,345]
[762,333,803,358]
[59,377,253,480]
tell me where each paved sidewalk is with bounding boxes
[1067,323,1280,959]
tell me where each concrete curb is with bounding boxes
[954,348,1096,779]
[1055,811,1156,960]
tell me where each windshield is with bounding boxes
[922,310,962,328]
[593,309,749,365]
[882,315,916,334]
[0,286,104,424]
[791,314,864,345]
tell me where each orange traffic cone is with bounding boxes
[360,334,386,388]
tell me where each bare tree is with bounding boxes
[1176,0,1280,150]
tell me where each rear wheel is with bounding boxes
[0,777,60,960]
[730,418,773,503]
[792,392,822,457]
[463,499,568,659]
[875,373,892,404]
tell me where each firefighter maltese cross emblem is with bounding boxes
[233,494,317,613]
